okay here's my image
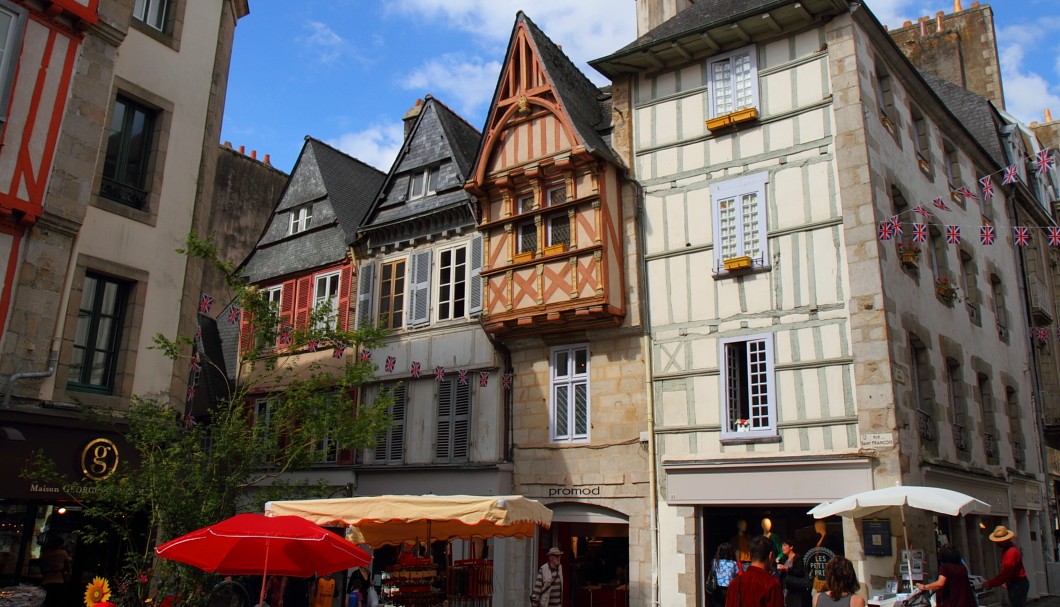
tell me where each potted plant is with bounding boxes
[735,419,751,432]
[897,243,920,269]
[935,277,958,302]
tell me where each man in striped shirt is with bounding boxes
[530,547,564,607]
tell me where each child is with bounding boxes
[346,580,364,607]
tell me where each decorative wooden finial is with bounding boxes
[954,0,963,12]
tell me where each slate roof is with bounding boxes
[602,0,788,59]
[241,137,385,283]
[357,97,480,245]
[517,13,620,167]
[920,73,1006,167]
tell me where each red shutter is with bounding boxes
[239,302,254,360]
[280,281,296,345]
[294,275,313,329]
[338,265,353,331]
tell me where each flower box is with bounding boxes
[706,114,733,131]
[544,243,566,256]
[723,256,754,272]
[898,246,920,269]
[735,419,751,433]
[706,108,759,132]
[730,107,759,124]
[935,281,958,302]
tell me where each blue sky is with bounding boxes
[220,0,1060,174]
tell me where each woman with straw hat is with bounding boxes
[982,525,1028,607]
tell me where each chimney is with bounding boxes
[1047,108,1054,122]
[403,98,424,139]
[251,150,257,160]
[264,154,272,166]
[954,0,962,12]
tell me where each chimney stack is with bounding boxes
[954,0,962,12]
[264,154,271,166]
[403,98,424,139]
[1047,109,1054,122]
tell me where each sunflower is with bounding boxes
[84,576,111,607]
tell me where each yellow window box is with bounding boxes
[706,108,759,131]
[730,107,759,124]
[723,256,753,271]
[513,251,535,263]
[544,243,566,255]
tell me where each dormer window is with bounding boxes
[289,205,312,235]
[408,165,441,200]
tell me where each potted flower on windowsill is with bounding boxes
[897,243,920,269]
[735,419,751,433]
[935,277,958,302]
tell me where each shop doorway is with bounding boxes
[539,504,629,607]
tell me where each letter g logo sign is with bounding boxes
[80,438,119,481]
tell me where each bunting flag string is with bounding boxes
[332,343,346,359]
[199,293,214,314]
[410,361,421,378]
[227,306,241,324]
[479,371,489,387]
[360,349,371,361]
[435,366,446,382]
[385,355,396,373]
[458,369,468,385]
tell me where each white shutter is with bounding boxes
[374,383,406,463]
[436,379,452,461]
[355,263,375,328]
[469,235,483,314]
[407,249,432,327]
[453,379,471,461]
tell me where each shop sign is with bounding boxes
[547,486,601,498]
[81,438,119,481]
[803,547,835,585]
[862,519,892,556]
[860,433,894,448]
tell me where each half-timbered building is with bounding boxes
[465,13,649,607]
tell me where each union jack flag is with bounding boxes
[946,225,961,245]
[278,327,292,346]
[913,206,932,218]
[360,349,371,361]
[228,306,241,324]
[186,386,195,401]
[979,176,994,200]
[190,356,202,372]
[458,369,468,385]
[979,225,996,245]
[1002,164,1019,184]
[307,339,318,352]
[890,216,902,236]
[1036,149,1055,175]
[195,325,202,341]
[932,197,951,211]
[912,223,928,243]
[435,366,446,381]
[385,355,396,373]
[479,371,489,387]
[502,373,513,389]
[332,343,346,359]
[1049,227,1060,247]
[955,186,978,200]
[199,293,214,314]
[1038,327,1051,342]
[1013,227,1031,247]
[878,222,894,241]
[411,362,421,378]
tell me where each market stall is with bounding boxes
[264,495,552,607]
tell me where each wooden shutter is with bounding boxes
[280,280,296,345]
[294,275,312,330]
[356,262,375,328]
[436,378,471,462]
[407,249,432,327]
[239,306,254,360]
[337,265,353,331]
[453,379,470,461]
[374,383,406,462]
[469,235,483,314]
[436,379,452,461]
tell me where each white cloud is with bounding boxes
[327,123,405,172]
[298,20,349,64]
[385,0,635,84]
[998,36,1060,125]
[402,54,501,118]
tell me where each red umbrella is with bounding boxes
[155,514,371,605]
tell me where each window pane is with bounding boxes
[747,340,769,428]
[89,352,108,385]
[549,187,566,206]
[125,107,150,188]
[103,101,127,181]
[574,383,588,435]
[554,350,570,378]
[549,214,569,247]
[80,276,98,309]
[519,223,537,254]
[574,348,587,375]
[740,192,760,259]
[732,53,753,110]
[712,60,733,115]
[409,172,424,198]
[718,197,738,260]
[101,282,119,314]
[428,166,440,192]
[555,385,569,436]
[94,318,113,349]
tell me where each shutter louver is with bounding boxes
[453,379,471,461]
[238,304,254,360]
[293,276,312,330]
[389,383,406,462]
[356,263,375,328]
[337,265,353,331]
[408,250,432,327]
[436,378,453,461]
[469,235,483,314]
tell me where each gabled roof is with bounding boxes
[241,137,385,284]
[357,97,480,248]
[920,73,1005,167]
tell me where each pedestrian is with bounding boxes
[726,535,783,607]
[708,542,742,607]
[813,556,865,607]
[778,539,811,607]
[530,547,564,607]
[915,544,974,607]
[982,525,1028,607]
[39,536,71,607]
[346,579,364,607]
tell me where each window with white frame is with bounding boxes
[408,165,441,200]
[313,433,338,464]
[720,334,776,437]
[289,205,312,235]
[0,2,26,123]
[314,271,341,330]
[258,285,282,348]
[436,376,471,462]
[254,398,274,440]
[437,245,467,321]
[711,173,768,272]
[550,344,589,443]
[378,258,407,329]
[133,0,168,31]
[373,382,406,464]
[708,46,758,118]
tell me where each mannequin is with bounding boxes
[761,517,783,562]
[814,520,841,552]
[731,519,751,563]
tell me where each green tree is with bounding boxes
[30,234,394,606]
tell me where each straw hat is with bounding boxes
[989,525,1015,542]
[547,547,564,556]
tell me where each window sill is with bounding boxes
[720,433,781,446]
[92,193,158,227]
[713,263,771,280]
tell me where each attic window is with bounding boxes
[408,165,441,200]
[289,204,312,235]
